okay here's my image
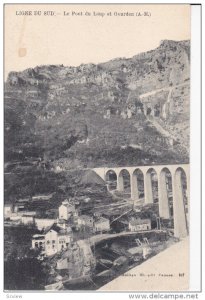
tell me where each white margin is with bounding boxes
[0,1,203,300]
[189,4,202,292]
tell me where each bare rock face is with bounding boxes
[4,40,190,167]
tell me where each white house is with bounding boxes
[32,194,53,201]
[44,224,72,255]
[4,203,13,219]
[13,202,25,213]
[128,218,151,232]
[94,217,110,232]
[21,214,35,225]
[59,200,75,220]
[9,213,22,222]
[32,234,45,250]
[31,223,72,256]
[77,215,94,228]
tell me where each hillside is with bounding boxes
[4,39,190,172]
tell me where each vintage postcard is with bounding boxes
[4,4,193,292]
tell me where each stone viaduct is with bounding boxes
[93,164,189,239]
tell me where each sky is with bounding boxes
[4,4,190,78]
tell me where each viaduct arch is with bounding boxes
[93,164,189,239]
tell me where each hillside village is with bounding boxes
[4,173,175,290]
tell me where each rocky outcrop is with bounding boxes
[4,40,190,166]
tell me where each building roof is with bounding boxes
[129,218,151,226]
[103,211,120,217]
[118,219,129,225]
[78,215,93,221]
[16,198,30,202]
[14,202,25,207]
[61,200,74,208]
[32,193,53,200]
[32,234,45,241]
[22,211,36,216]
[44,223,67,235]
[95,217,109,224]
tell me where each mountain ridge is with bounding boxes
[4,39,190,170]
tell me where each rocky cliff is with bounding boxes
[4,39,190,170]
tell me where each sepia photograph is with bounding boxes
[3,3,197,293]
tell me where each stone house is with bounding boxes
[44,225,71,255]
[31,234,45,250]
[77,215,94,228]
[21,214,35,225]
[59,200,75,221]
[94,217,110,232]
[31,223,72,256]
[13,202,26,213]
[128,218,151,232]
[4,203,13,219]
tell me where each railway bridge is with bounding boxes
[93,164,189,239]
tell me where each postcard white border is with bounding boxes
[0,0,203,299]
